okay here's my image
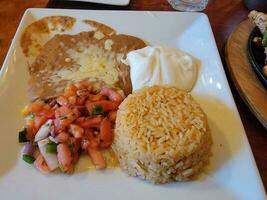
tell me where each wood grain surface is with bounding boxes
[226,20,267,128]
[1,0,267,192]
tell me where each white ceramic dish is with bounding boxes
[0,8,266,200]
[64,0,130,6]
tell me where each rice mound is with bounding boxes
[113,85,212,184]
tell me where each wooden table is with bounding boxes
[1,0,266,191]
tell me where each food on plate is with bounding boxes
[19,16,147,174]
[249,10,267,35]
[249,10,267,77]
[113,86,212,184]
[263,65,267,77]
[20,16,146,100]
[18,80,124,173]
[21,16,76,59]
[19,16,211,182]
[122,46,199,91]
[27,32,145,99]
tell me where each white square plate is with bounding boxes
[0,9,266,200]
[63,0,130,6]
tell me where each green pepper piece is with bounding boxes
[262,34,267,47]
[91,105,108,116]
[22,155,35,164]
[92,105,104,116]
[18,128,28,143]
[46,142,57,153]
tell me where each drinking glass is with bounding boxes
[167,0,209,11]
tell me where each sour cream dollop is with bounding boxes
[122,46,199,92]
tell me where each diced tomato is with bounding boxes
[75,117,102,128]
[28,100,45,113]
[25,100,55,119]
[76,96,86,105]
[54,106,80,132]
[34,116,47,130]
[85,100,120,113]
[43,104,51,110]
[26,115,47,141]
[87,147,106,170]
[85,102,94,113]
[88,93,106,102]
[55,106,79,119]
[26,120,37,141]
[55,106,70,118]
[100,87,123,103]
[57,143,73,173]
[88,133,100,149]
[69,137,81,153]
[54,118,73,132]
[108,111,117,122]
[68,96,77,105]
[75,117,85,125]
[38,108,55,118]
[34,154,51,173]
[56,96,69,106]
[64,84,77,98]
[55,131,69,143]
[81,130,99,149]
[100,118,112,143]
[100,140,112,149]
[21,79,124,172]
[69,124,84,138]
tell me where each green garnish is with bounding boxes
[22,155,35,164]
[18,128,28,143]
[92,105,103,115]
[46,142,57,153]
[262,34,267,47]
[92,105,107,116]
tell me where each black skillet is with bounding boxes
[247,27,267,89]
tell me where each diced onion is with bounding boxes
[37,138,59,170]
[48,136,58,144]
[22,142,35,156]
[34,119,53,142]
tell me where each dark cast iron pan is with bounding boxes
[247,27,267,89]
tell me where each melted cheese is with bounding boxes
[50,44,119,85]
[94,31,105,40]
[104,39,114,51]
